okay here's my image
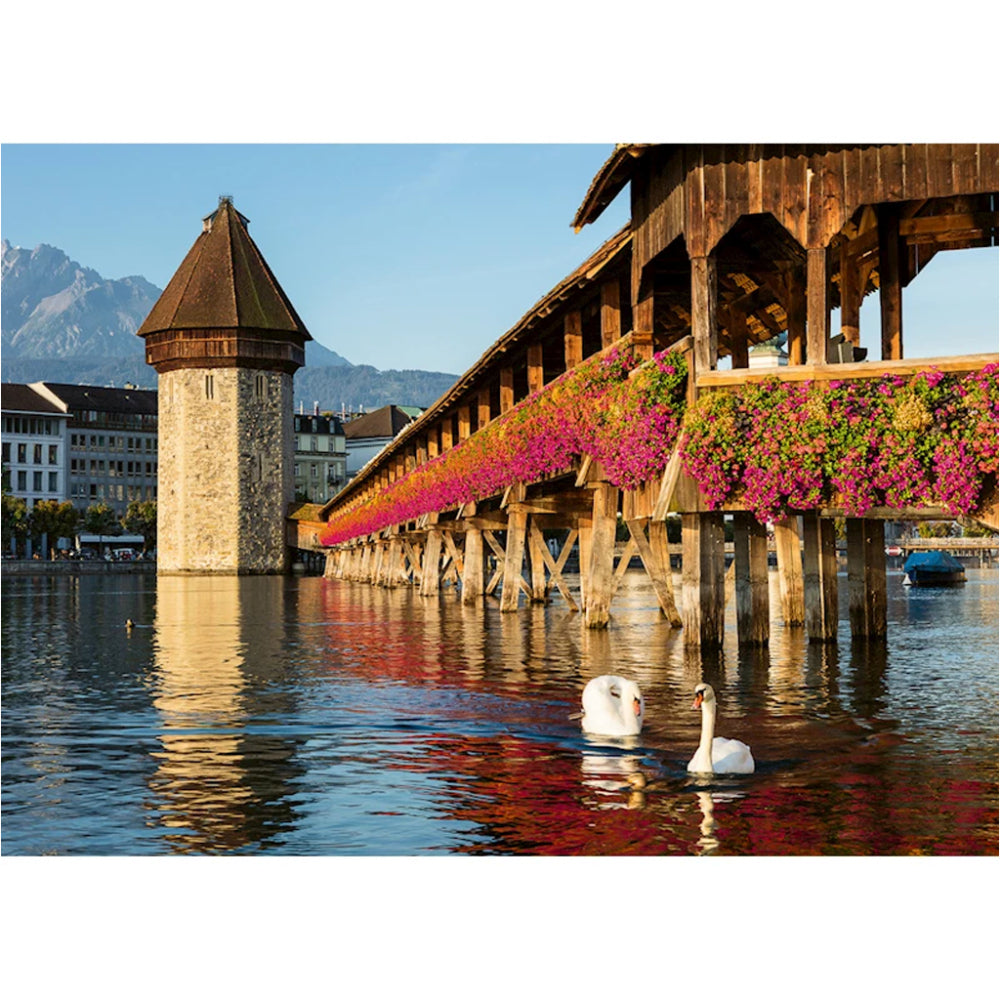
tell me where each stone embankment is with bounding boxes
[1,560,156,577]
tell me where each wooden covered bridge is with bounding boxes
[292,143,998,647]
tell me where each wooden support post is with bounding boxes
[633,286,654,361]
[840,241,861,347]
[527,344,544,395]
[878,205,904,360]
[500,367,514,414]
[681,512,726,647]
[420,529,443,596]
[628,518,682,627]
[728,307,749,370]
[846,518,887,638]
[440,419,453,452]
[477,387,492,429]
[802,513,838,643]
[500,508,528,612]
[461,505,485,604]
[577,515,593,612]
[806,246,830,365]
[773,516,805,625]
[784,268,806,366]
[601,279,621,349]
[733,512,770,645]
[691,256,719,379]
[457,404,471,442]
[564,310,583,370]
[384,537,402,588]
[584,482,619,629]
[527,518,549,602]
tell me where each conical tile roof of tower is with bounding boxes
[138,196,311,340]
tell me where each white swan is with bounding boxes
[687,683,754,774]
[581,675,644,737]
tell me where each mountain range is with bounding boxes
[1,239,458,410]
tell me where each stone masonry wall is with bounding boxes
[157,368,293,574]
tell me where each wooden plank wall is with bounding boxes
[633,143,998,272]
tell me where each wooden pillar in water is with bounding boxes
[584,481,619,629]
[733,512,769,645]
[773,516,805,625]
[461,505,485,606]
[802,513,838,642]
[681,512,725,647]
[648,520,682,627]
[527,518,549,603]
[384,536,402,588]
[500,507,528,612]
[420,529,443,596]
[846,518,887,638]
[577,514,593,612]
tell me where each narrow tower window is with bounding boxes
[255,373,267,398]
[205,374,215,400]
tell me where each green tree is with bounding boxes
[917,521,954,539]
[2,488,30,558]
[28,500,81,559]
[82,502,120,556]
[121,499,157,554]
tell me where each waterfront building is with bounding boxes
[138,197,310,574]
[32,381,158,516]
[1,382,70,513]
[344,404,421,481]
[293,407,348,502]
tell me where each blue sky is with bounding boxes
[2,142,996,374]
[1,143,632,373]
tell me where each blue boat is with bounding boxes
[902,550,967,587]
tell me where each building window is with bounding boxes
[48,472,58,492]
[17,471,26,490]
[33,471,42,491]
[1,442,9,464]
[33,444,42,464]
[205,374,215,400]
[48,445,58,464]
[255,373,267,398]
[18,443,26,463]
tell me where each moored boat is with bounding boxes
[902,550,967,587]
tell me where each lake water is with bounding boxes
[1,568,997,856]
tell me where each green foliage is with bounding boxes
[2,488,30,555]
[27,500,80,556]
[121,500,157,551]
[82,502,120,537]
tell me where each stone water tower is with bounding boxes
[138,197,311,574]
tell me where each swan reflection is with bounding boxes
[693,789,745,855]
[581,739,646,810]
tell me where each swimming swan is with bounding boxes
[687,683,754,774]
[581,675,644,737]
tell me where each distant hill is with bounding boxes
[1,238,456,409]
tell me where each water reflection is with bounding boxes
[2,568,996,856]
[147,576,303,853]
